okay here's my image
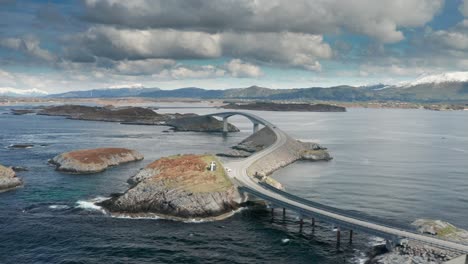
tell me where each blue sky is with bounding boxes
[1,0,468,92]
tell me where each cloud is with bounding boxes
[114,59,176,75]
[430,30,468,50]
[156,65,226,79]
[65,26,221,61]
[0,36,55,61]
[221,32,331,71]
[225,59,262,78]
[65,26,330,71]
[82,0,443,43]
[460,0,468,17]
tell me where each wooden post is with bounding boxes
[312,218,315,233]
[271,207,274,217]
[349,230,353,244]
[282,208,286,217]
[299,218,304,232]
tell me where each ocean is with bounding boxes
[1,105,467,263]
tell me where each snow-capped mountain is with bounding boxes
[108,83,145,89]
[400,72,468,87]
[0,87,48,97]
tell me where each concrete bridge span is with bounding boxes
[205,111,271,133]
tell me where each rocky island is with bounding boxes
[0,164,23,192]
[222,102,346,112]
[50,148,144,174]
[99,154,243,220]
[36,105,239,132]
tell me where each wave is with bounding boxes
[48,205,71,210]
[74,197,246,223]
[75,196,109,215]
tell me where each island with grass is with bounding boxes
[99,154,244,220]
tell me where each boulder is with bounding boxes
[301,149,332,161]
[99,154,243,219]
[0,164,23,192]
[50,148,144,174]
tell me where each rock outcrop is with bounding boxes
[99,154,243,219]
[412,219,468,243]
[165,115,239,132]
[38,105,161,122]
[217,127,332,176]
[0,164,23,192]
[367,219,468,264]
[50,148,144,174]
[36,105,239,132]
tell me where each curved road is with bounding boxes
[212,111,468,254]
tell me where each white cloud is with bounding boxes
[67,26,222,61]
[67,27,330,71]
[225,59,262,77]
[221,32,331,71]
[83,0,443,43]
[156,65,226,79]
[430,30,468,50]
[114,59,176,75]
[0,36,55,61]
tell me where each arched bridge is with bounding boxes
[207,111,468,255]
[205,111,273,133]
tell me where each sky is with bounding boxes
[1,0,468,93]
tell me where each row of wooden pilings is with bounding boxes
[271,207,354,246]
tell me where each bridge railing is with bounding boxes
[244,182,468,253]
[239,183,468,253]
[258,182,414,231]
[237,184,401,240]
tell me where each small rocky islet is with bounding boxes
[0,164,23,192]
[50,148,144,174]
[99,154,243,220]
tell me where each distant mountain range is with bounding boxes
[0,87,48,97]
[49,87,161,98]
[5,72,468,103]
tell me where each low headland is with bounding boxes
[0,164,23,192]
[33,105,239,132]
[222,102,346,112]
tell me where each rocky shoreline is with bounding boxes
[50,148,144,174]
[0,164,23,192]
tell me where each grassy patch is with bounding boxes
[437,225,458,238]
[150,154,233,193]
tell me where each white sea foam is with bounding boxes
[350,249,368,264]
[112,213,161,220]
[49,205,70,210]
[75,196,109,214]
[281,238,290,244]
